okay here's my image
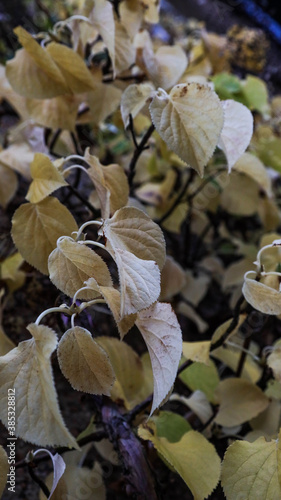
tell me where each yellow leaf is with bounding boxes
[11,197,78,274]
[149,83,224,176]
[0,323,78,448]
[101,206,166,269]
[182,341,211,365]
[0,164,18,208]
[57,327,115,395]
[233,152,272,198]
[221,437,280,500]
[212,344,262,383]
[119,0,142,39]
[220,172,260,216]
[26,153,68,203]
[141,0,160,23]
[26,94,79,132]
[88,83,122,125]
[0,252,25,294]
[97,336,145,409]
[103,163,129,215]
[46,42,96,94]
[0,446,8,497]
[0,324,15,356]
[135,169,177,207]
[136,302,182,414]
[138,423,221,500]
[6,27,68,99]
[215,378,269,427]
[181,270,210,306]
[48,236,112,299]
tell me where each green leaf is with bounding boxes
[153,411,191,443]
[139,422,221,500]
[179,360,220,403]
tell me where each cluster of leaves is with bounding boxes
[1,1,281,498]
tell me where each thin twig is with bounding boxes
[48,129,62,154]
[65,184,99,216]
[28,464,51,498]
[128,123,155,194]
[211,294,245,352]
[128,114,139,149]
[15,430,107,470]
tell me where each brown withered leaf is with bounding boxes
[57,327,115,395]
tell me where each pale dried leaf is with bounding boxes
[121,82,155,128]
[48,236,112,299]
[181,271,210,306]
[136,169,177,207]
[218,100,253,172]
[143,45,188,90]
[221,437,280,500]
[115,21,136,75]
[97,336,144,409]
[267,341,281,383]
[11,197,78,274]
[57,327,115,395]
[215,378,269,427]
[243,271,281,315]
[102,206,166,269]
[33,449,65,499]
[0,143,34,180]
[115,248,160,317]
[141,0,160,23]
[0,323,78,448]
[120,0,142,38]
[88,0,115,72]
[136,302,182,414]
[149,83,224,176]
[0,164,18,208]
[139,423,221,500]
[26,153,68,203]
